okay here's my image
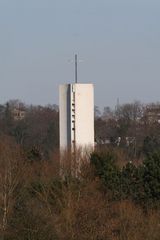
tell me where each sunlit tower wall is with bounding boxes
[59,83,94,153]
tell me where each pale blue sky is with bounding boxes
[0,0,160,108]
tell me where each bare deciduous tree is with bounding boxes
[0,136,25,239]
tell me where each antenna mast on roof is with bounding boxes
[75,54,78,83]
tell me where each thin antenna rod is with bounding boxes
[75,54,78,83]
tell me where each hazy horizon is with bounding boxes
[0,0,160,108]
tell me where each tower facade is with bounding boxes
[59,83,94,152]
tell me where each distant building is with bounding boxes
[144,105,160,124]
[12,108,26,121]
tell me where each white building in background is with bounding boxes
[12,108,26,121]
[59,83,94,152]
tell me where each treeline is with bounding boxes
[95,101,160,159]
[1,99,160,239]
[0,100,59,160]
[0,137,160,239]
[1,99,160,161]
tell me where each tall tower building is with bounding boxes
[59,83,94,152]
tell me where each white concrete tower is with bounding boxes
[59,83,94,152]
